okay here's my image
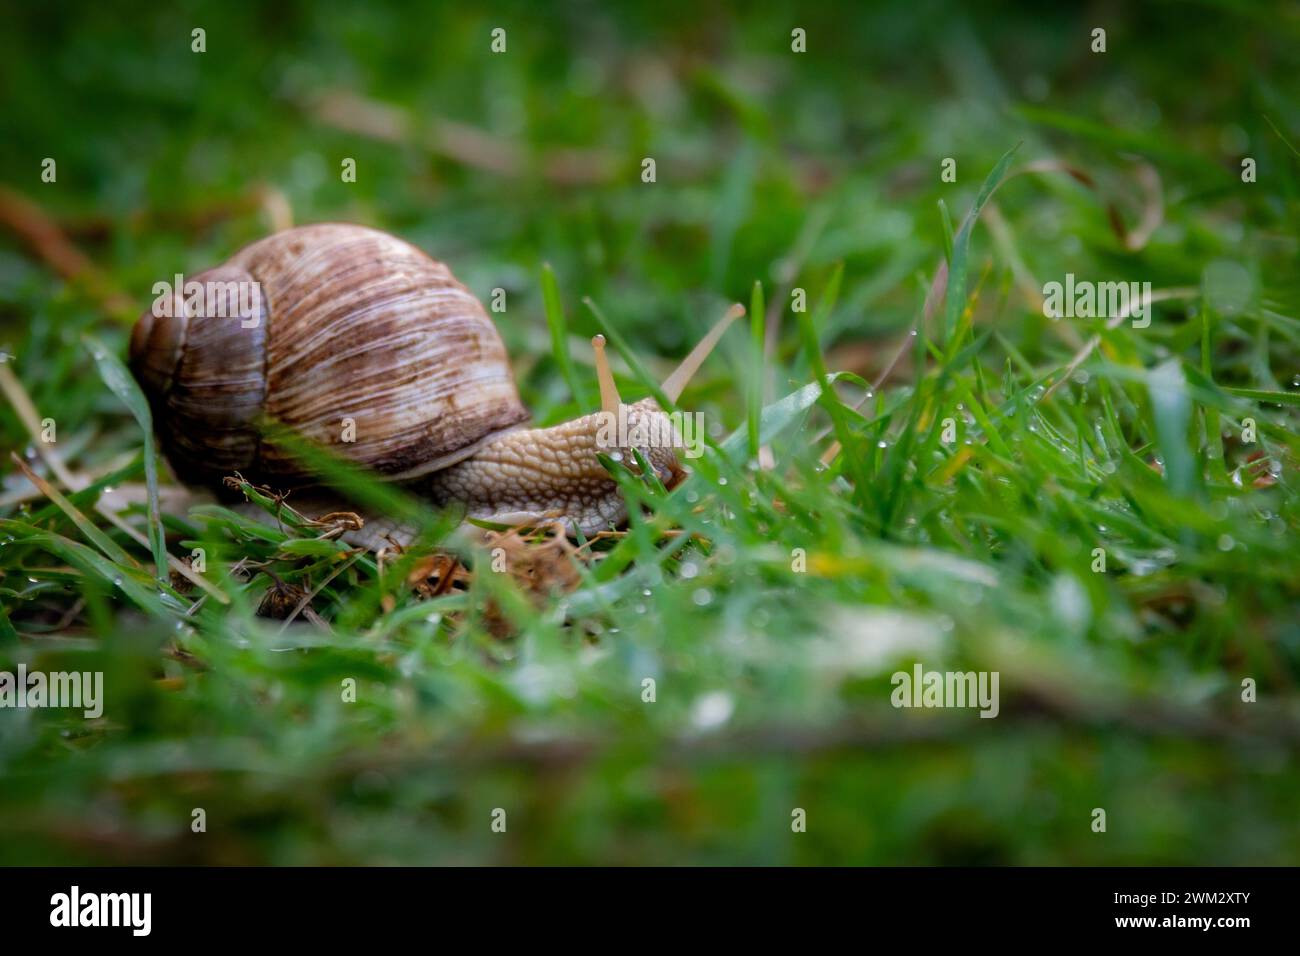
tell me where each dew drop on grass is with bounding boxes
[1129,558,1158,577]
[717,477,727,486]
[1217,534,1235,551]
[690,690,733,729]
[685,490,699,503]
[609,451,623,462]
[692,589,713,607]
[680,561,699,579]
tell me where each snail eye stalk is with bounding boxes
[660,303,745,403]
[591,334,623,415]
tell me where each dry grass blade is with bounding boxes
[305,88,618,185]
[0,363,229,603]
[9,451,139,568]
[0,186,135,319]
[1041,286,1200,401]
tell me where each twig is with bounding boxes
[277,552,361,633]
[0,186,135,319]
[52,189,271,241]
[1041,286,1199,401]
[304,88,618,185]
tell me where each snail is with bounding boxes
[129,223,740,548]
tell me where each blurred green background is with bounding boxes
[1,0,1298,864]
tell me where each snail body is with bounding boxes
[130,223,734,544]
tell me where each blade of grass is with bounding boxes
[748,279,765,459]
[0,601,18,647]
[0,518,165,615]
[258,420,440,531]
[27,453,143,527]
[1201,309,1226,483]
[84,334,168,583]
[10,452,139,568]
[541,263,590,409]
[582,297,674,410]
[938,198,955,263]
[1223,386,1300,407]
[1148,359,1197,499]
[943,142,1021,345]
[0,361,226,602]
[722,374,853,461]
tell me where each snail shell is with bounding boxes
[129,223,529,490]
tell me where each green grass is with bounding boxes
[1,0,1299,864]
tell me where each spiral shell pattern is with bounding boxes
[130,223,529,488]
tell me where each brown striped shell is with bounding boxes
[129,223,529,489]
